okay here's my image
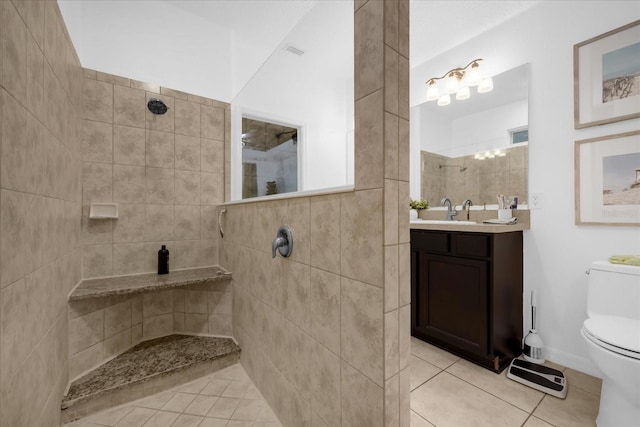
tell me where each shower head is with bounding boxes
[439,164,467,172]
[147,98,168,115]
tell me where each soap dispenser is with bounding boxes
[158,245,169,275]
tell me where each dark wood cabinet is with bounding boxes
[411,229,523,373]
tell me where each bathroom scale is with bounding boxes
[506,358,568,399]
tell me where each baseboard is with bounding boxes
[545,346,602,378]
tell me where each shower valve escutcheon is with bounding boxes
[272,225,293,258]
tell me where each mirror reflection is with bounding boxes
[414,64,529,206]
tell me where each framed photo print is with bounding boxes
[574,20,640,128]
[575,131,640,226]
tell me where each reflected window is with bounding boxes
[241,116,299,198]
[510,127,529,145]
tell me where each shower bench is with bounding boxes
[62,266,240,423]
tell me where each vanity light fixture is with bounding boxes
[425,58,494,105]
[474,149,507,160]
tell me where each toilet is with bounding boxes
[581,261,640,427]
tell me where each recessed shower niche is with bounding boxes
[241,116,300,198]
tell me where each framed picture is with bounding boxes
[575,131,640,226]
[574,20,640,129]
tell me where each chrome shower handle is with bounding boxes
[272,225,293,258]
[218,208,226,238]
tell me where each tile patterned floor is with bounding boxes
[409,337,602,427]
[65,364,282,427]
[67,338,603,427]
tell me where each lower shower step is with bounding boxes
[61,334,241,423]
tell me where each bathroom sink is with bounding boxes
[411,219,477,225]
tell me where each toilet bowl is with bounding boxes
[582,262,640,427]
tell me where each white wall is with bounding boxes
[58,1,233,101]
[231,1,354,196]
[411,1,640,376]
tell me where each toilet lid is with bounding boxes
[584,316,640,356]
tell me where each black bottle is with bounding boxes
[158,245,169,275]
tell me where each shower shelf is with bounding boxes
[69,266,232,301]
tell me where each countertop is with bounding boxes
[410,209,530,233]
[69,266,232,301]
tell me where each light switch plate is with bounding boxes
[530,193,542,209]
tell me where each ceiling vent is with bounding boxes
[284,44,305,56]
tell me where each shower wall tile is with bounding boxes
[201,138,224,173]
[97,70,130,87]
[355,89,384,190]
[146,130,175,169]
[201,105,225,141]
[3,1,28,105]
[309,268,341,355]
[113,242,145,275]
[113,204,145,243]
[84,78,113,122]
[354,0,383,100]
[83,244,113,279]
[341,361,384,427]
[26,33,44,122]
[114,85,145,128]
[145,204,174,241]
[175,134,201,171]
[175,99,201,137]
[146,167,174,205]
[131,78,160,94]
[161,86,189,100]
[201,172,224,205]
[113,164,145,203]
[175,170,201,205]
[175,205,201,240]
[83,120,113,163]
[113,124,145,166]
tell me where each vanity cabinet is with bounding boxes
[411,229,523,373]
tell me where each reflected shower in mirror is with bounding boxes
[414,64,529,206]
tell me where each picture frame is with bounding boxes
[574,20,640,129]
[575,130,640,226]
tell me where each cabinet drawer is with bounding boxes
[411,231,450,253]
[456,234,490,258]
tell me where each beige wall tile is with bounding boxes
[104,328,132,359]
[208,291,232,315]
[384,113,399,180]
[113,125,145,166]
[201,172,224,206]
[97,71,130,87]
[309,268,341,355]
[398,118,410,183]
[145,205,174,241]
[83,161,112,204]
[131,79,160,93]
[143,290,173,317]
[399,366,411,427]
[146,93,174,132]
[69,341,103,380]
[385,179,399,245]
[104,299,132,338]
[175,170,201,205]
[199,238,218,266]
[209,314,232,336]
[160,86,189,100]
[185,290,208,314]
[398,0,409,57]
[200,206,217,239]
[341,277,383,386]
[385,244,399,312]
[385,309,400,380]
[113,204,145,243]
[355,90,384,190]
[113,164,145,203]
[173,312,185,332]
[282,260,311,333]
[398,57,409,121]
[201,105,225,141]
[146,167,174,204]
[146,130,175,169]
[113,242,145,276]
[3,1,28,104]
[83,120,113,163]
[83,78,113,122]
[398,243,410,306]
[114,85,145,128]
[341,361,383,427]
[286,198,310,265]
[385,374,400,427]
[175,134,201,171]
[175,205,201,240]
[171,239,200,270]
[2,91,28,192]
[398,181,410,244]
[201,138,224,173]
[399,304,410,371]
[384,46,399,115]
[69,309,104,354]
[310,341,341,427]
[26,33,45,123]
[341,189,383,287]
[354,0,383,100]
[175,99,201,137]
[384,0,399,50]
[185,313,208,334]
[82,244,113,278]
[143,313,173,339]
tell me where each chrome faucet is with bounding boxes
[462,199,473,220]
[441,198,458,221]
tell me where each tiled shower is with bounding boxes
[0,1,411,426]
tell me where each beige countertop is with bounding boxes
[411,209,530,233]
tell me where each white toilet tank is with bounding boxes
[587,261,640,320]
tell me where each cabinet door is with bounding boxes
[414,253,489,356]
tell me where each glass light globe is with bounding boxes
[444,74,459,94]
[426,81,439,101]
[466,62,482,86]
[437,94,451,106]
[456,86,470,100]
[478,77,494,93]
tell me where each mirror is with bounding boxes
[414,64,529,207]
[231,1,354,200]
